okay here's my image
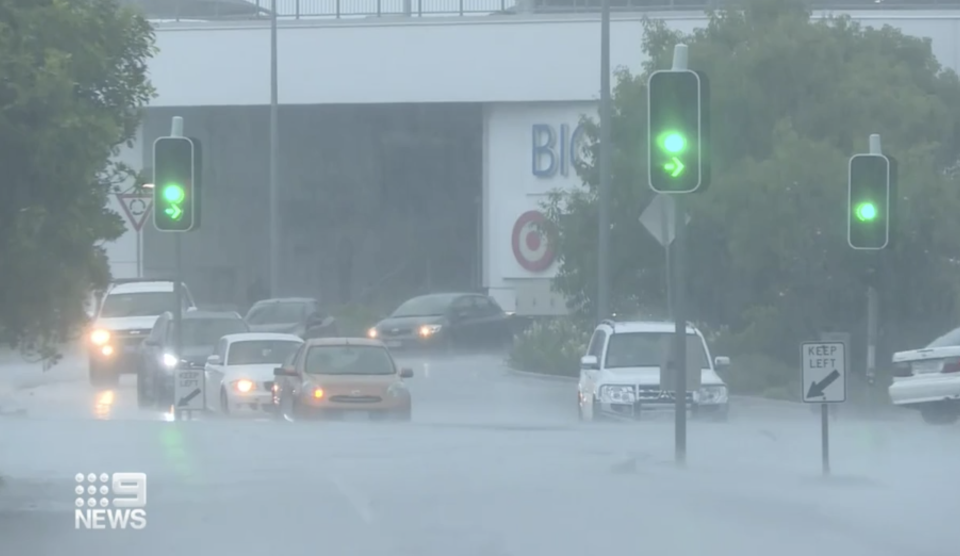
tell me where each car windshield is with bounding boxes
[180,319,248,348]
[99,292,179,318]
[304,345,395,375]
[227,340,301,365]
[391,295,456,317]
[926,327,960,348]
[604,332,710,369]
[247,302,308,325]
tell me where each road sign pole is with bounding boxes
[801,341,846,475]
[821,403,830,476]
[136,230,143,278]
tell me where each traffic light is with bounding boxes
[153,136,201,232]
[848,153,896,250]
[647,69,710,194]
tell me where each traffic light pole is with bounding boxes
[670,44,689,467]
[865,134,882,391]
[170,116,189,421]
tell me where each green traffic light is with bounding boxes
[662,132,686,154]
[855,202,878,222]
[162,184,185,203]
[161,184,185,220]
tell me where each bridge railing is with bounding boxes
[146,0,960,21]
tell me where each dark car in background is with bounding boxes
[368,293,513,352]
[136,310,249,408]
[244,297,338,340]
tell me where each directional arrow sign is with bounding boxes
[664,157,685,177]
[165,204,183,220]
[175,368,204,411]
[800,342,846,403]
[177,388,200,407]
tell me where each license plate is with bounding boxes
[385,340,402,348]
[341,411,368,421]
[913,361,942,374]
[123,344,139,353]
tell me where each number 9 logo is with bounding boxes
[111,472,147,508]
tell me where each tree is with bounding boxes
[545,0,960,384]
[0,0,155,358]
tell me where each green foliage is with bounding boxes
[0,0,156,358]
[544,0,960,393]
[508,318,591,377]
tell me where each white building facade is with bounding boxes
[108,9,960,310]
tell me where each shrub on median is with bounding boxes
[508,318,591,377]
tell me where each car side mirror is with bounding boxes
[399,368,414,379]
[714,356,731,368]
[580,355,599,370]
[273,367,296,377]
[206,354,220,365]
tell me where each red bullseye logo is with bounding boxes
[511,210,556,272]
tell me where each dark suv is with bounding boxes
[136,310,248,408]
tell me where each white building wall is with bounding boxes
[147,12,960,107]
[483,101,594,311]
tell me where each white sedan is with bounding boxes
[204,333,304,416]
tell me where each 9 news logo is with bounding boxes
[73,472,147,530]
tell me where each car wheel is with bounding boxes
[919,403,960,425]
[219,388,230,416]
[394,407,412,422]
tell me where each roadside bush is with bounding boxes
[508,318,590,377]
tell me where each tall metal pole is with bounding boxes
[170,116,185,419]
[866,134,882,401]
[670,45,689,467]
[268,0,281,298]
[597,0,612,323]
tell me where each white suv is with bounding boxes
[87,279,196,387]
[577,319,731,421]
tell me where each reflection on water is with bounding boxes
[93,390,114,420]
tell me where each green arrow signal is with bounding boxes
[663,157,685,178]
[165,205,183,220]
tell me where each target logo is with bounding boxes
[511,210,556,272]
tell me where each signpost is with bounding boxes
[801,341,847,476]
[116,194,152,277]
[175,369,204,412]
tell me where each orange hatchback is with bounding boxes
[272,338,413,421]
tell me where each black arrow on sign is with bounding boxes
[807,370,840,399]
[177,388,201,407]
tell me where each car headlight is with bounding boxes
[162,353,178,369]
[387,382,408,397]
[698,386,728,404]
[90,329,110,345]
[599,384,636,404]
[232,379,255,393]
[418,324,442,338]
[367,328,378,339]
